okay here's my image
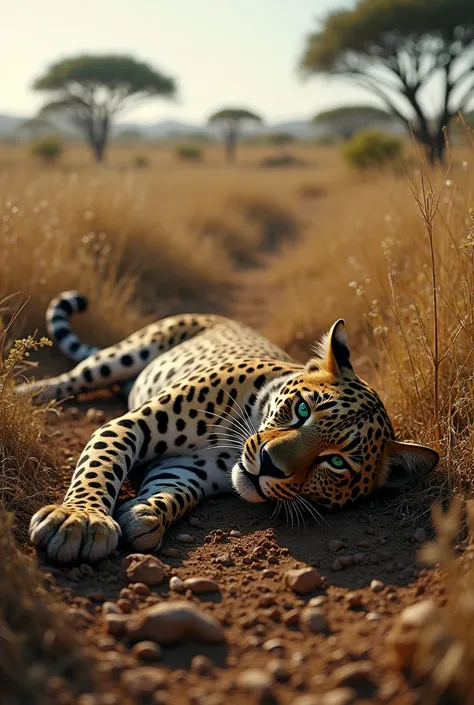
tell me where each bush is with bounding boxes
[342,130,403,169]
[29,136,63,164]
[133,154,150,169]
[175,145,203,162]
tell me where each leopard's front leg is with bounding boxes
[29,393,185,562]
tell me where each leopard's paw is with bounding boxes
[116,500,164,552]
[29,504,121,563]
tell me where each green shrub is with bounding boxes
[132,154,150,169]
[175,145,203,162]
[30,136,63,164]
[342,130,403,169]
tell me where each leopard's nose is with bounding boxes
[260,445,288,478]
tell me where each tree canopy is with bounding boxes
[301,0,474,161]
[313,104,397,139]
[34,54,176,161]
[208,108,263,162]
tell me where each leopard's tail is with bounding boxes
[46,291,100,363]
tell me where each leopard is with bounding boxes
[19,291,439,563]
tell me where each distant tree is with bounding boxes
[33,55,176,162]
[18,117,56,140]
[313,105,397,141]
[300,0,474,163]
[208,108,263,162]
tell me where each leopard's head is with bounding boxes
[232,320,439,510]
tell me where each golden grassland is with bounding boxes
[0,136,473,701]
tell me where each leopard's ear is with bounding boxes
[307,319,353,376]
[377,440,439,488]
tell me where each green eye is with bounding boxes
[296,400,311,420]
[329,455,345,469]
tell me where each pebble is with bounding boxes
[191,655,214,675]
[124,554,167,586]
[332,661,373,687]
[131,582,150,597]
[308,595,326,607]
[132,641,163,662]
[345,592,364,609]
[183,577,220,594]
[176,533,194,543]
[161,547,181,558]
[230,529,242,537]
[300,607,328,634]
[412,527,428,543]
[126,600,226,644]
[216,552,234,566]
[366,612,382,621]
[262,638,284,652]
[328,539,345,553]
[120,666,167,697]
[86,408,106,423]
[188,516,201,528]
[283,609,300,626]
[267,659,290,682]
[169,576,185,593]
[116,598,132,614]
[370,579,385,593]
[104,614,128,636]
[284,567,322,594]
[262,569,277,578]
[332,559,342,571]
[321,688,356,705]
[237,669,274,699]
[338,556,354,568]
[387,599,439,669]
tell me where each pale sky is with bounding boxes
[1,0,378,125]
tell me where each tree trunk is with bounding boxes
[225,123,238,163]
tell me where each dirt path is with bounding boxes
[30,241,448,705]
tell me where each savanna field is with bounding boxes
[1,136,474,704]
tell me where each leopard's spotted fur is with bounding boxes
[20,292,439,563]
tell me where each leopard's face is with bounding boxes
[231,320,439,510]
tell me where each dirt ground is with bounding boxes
[31,397,448,705]
[23,247,452,705]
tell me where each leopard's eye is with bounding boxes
[328,455,345,469]
[295,400,311,420]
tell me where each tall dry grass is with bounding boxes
[265,145,474,494]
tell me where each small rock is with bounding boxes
[284,567,322,594]
[345,592,364,609]
[191,655,214,675]
[169,576,185,593]
[86,408,106,423]
[321,688,356,705]
[332,661,373,687]
[332,559,342,571]
[102,601,121,616]
[216,552,234,566]
[188,516,201,528]
[120,666,167,697]
[283,609,300,626]
[124,554,167,586]
[262,569,277,578]
[387,599,439,669]
[366,611,382,621]
[338,556,354,568]
[300,607,328,634]
[183,577,220,594]
[262,638,284,652]
[238,669,273,699]
[132,641,162,662]
[126,600,225,644]
[370,579,385,593]
[116,598,132,614]
[328,539,345,553]
[176,533,194,544]
[267,659,289,682]
[104,614,128,636]
[161,547,180,558]
[308,595,326,607]
[131,582,150,597]
[412,527,428,543]
[230,529,242,537]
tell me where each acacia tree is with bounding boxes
[208,108,263,162]
[313,105,397,140]
[300,0,474,163]
[33,55,176,161]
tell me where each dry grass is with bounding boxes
[0,508,103,705]
[0,312,57,540]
